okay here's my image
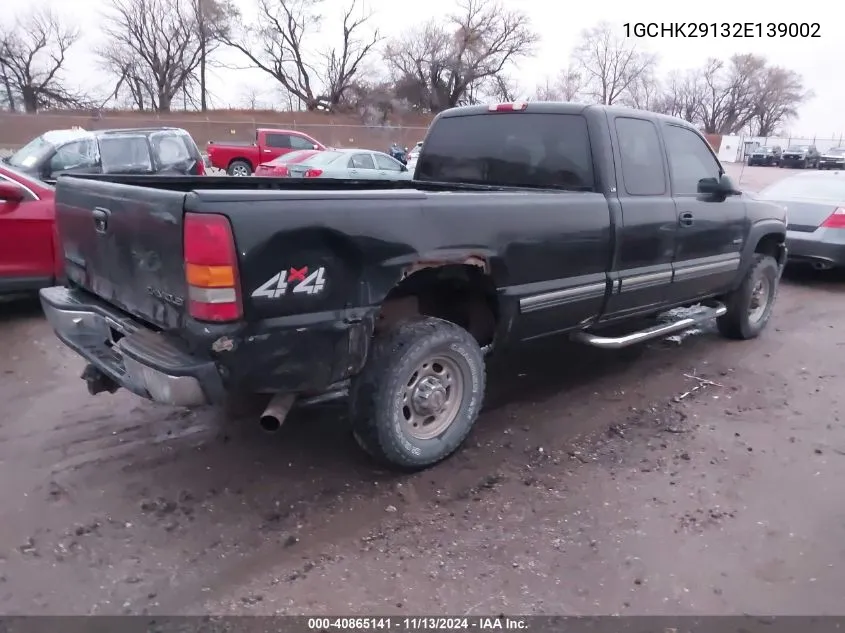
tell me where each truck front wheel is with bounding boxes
[349,317,486,470]
[717,254,780,340]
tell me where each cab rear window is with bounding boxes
[416,113,595,191]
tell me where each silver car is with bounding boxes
[757,170,845,270]
[281,148,412,180]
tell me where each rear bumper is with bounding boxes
[39,286,225,407]
[786,230,845,267]
[819,160,845,169]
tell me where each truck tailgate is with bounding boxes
[55,176,188,329]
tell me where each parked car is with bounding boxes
[405,141,424,172]
[254,149,323,177]
[4,127,206,182]
[206,129,326,176]
[0,164,61,296]
[780,145,821,169]
[39,102,786,471]
[818,147,845,170]
[756,170,845,270]
[261,148,412,180]
[747,145,782,166]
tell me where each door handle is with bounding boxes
[263,149,273,153]
[92,207,110,234]
[679,212,694,227]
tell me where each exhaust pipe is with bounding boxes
[259,394,296,433]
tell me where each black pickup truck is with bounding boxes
[39,102,787,470]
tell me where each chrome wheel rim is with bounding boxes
[401,353,464,440]
[748,276,771,323]
[230,165,249,176]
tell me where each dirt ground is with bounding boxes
[2,165,845,617]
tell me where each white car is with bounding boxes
[405,141,423,172]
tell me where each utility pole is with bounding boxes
[198,0,208,112]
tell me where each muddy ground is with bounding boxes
[2,165,845,616]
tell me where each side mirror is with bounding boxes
[400,164,408,172]
[698,174,740,198]
[0,181,24,203]
[313,144,320,150]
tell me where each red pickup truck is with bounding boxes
[0,163,61,296]
[206,128,326,176]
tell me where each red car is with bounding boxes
[206,128,325,176]
[0,164,61,296]
[254,149,322,177]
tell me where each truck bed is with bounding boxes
[59,174,571,194]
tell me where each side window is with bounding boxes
[374,153,401,171]
[265,133,291,148]
[289,135,315,150]
[614,117,666,196]
[349,153,375,169]
[49,139,98,173]
[663,125,721,195]
[414,113,594,190]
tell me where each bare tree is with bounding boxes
[99,0,211,112]
[0,9,83,113]
[337,80,412,124]
[571,22,656,106]
[532,66,582,102]
[223,0,379,112]
[622,68,659,110]
[650,69,704,122]
[488,74,521,102]
[751,66,810,136]
[384,0,538,112]
[696,54,766,134]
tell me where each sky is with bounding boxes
[9,0,843,138]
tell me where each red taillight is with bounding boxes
[821,207,845,228]
[488,102,527,112]
[183,213,242,322]
[304,168,323,178]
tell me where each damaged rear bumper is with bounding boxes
[39,286,225,407]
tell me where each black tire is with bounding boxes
[227,160,252,176]
[349,317,486,470]
[717,254,780,340]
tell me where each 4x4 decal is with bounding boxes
[251,267,326,299]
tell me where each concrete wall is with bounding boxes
[0,110,433,152]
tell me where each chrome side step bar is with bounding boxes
[570,303,727,349]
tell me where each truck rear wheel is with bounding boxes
[717,254,779,340]
[227,160,252,176]
[349,317,485,470]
